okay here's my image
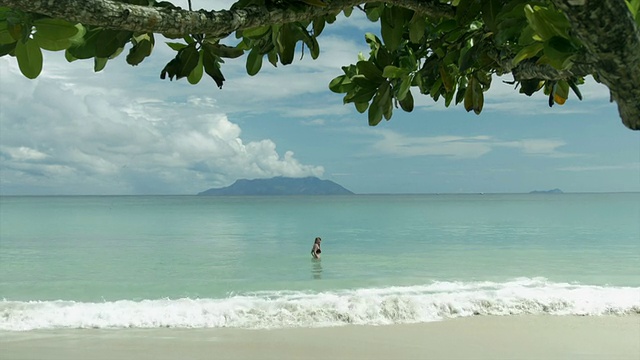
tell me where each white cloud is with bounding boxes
[371,130,493,158]
[0,57,324,195]
[497,139,571,157]
[557,163,640,172]
[1,146,50,161]
[361,128,572,159]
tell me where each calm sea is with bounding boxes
[1,193,638,331]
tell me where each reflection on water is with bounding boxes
[311,259,322,280]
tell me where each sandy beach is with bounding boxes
[2,315,638,360]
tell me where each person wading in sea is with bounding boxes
[311,237,321,259]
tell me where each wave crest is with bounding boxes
[2,278,638,331]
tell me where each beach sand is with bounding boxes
[2,315,638,360]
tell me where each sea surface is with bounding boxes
[1,193,639,331]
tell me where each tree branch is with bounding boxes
[0,0,453,38]
[551,0,640,130]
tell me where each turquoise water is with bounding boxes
[1,193,639,330]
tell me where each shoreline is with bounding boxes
[2,315,639,360]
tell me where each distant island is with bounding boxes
[198,176,354,196]
[529,188,564,194]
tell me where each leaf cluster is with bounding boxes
[2,0,639,126]
[328,0,596,125]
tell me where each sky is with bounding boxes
[1,1,639,195]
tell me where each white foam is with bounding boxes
[1,278,638,331]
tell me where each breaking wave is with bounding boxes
[2,278,638,331]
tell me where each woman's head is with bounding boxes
[315,237,321,244]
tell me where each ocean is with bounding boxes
[1,193,638,331]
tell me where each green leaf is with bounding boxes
[352,74,379,88]
[374,46,392,69]
[357,60,383,82]
[276,24,296,65]
[33,18,78,41]
[627,0,640,19]
[176,43,199,78]
[345,86,377,104]
[354,102,368,113]
[126,36,153,66]
[0,21,15,44]
[380,6,405,51]
[166,42,187,51]
[376,81,392,120]
[67,28,101,59]
[312,18,325,37]
[68,24,86,46]
[94,57,108,72]
[299,0,327,7]
[464,77,474,112]
[364,3,382,22]
[15,39,43,79]
[482,0,501,33]
[203,45,225,88]
[187,49,204,85]
[0,42,16,56]
[462,75,485,114]
[553,79,569,105]
[435,19,457,33]
[382,65,407,79]
[513,42,544,65]
[211,44,244,59]
[297,24,320,60]
[242,25,270,39]
[455,85,466,105]
[96,29,132,58]
[399,90,414,112]
[568,78,583,101]
[430,78,442,100]
[246,47,263,76]
[160,58,180,80]
[408,14,426,43]
[519,78,543,96]
[439,64,454,92]
[267,48,278,67]
[329,75,353,93]
[524,5,571,41]
[396,75,412,101]
[540,36,577,69]
[368,93,383,126]
[458,45,476,73]
[64,49,76,62]
[34,35,71,51]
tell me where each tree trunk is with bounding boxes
[552,0,640,130]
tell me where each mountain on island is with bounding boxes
[529,188,564,194]
[197,176,354,196]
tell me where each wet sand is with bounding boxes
[2,315,639,360]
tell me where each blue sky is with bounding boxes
[1,1,639,195]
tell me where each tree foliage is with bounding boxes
[0,0,639,130]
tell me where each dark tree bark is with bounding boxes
[552,0,640,130]
[0,0,452,38]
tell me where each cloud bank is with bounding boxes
[0,58,323,195]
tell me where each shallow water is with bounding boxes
[1,193,638,330]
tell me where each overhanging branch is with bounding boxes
[0,0,453,38]
[2,0,638,129]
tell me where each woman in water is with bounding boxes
[311,237,322,259]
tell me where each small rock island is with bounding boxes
[198,176,354,196]
[529,188,564,194]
